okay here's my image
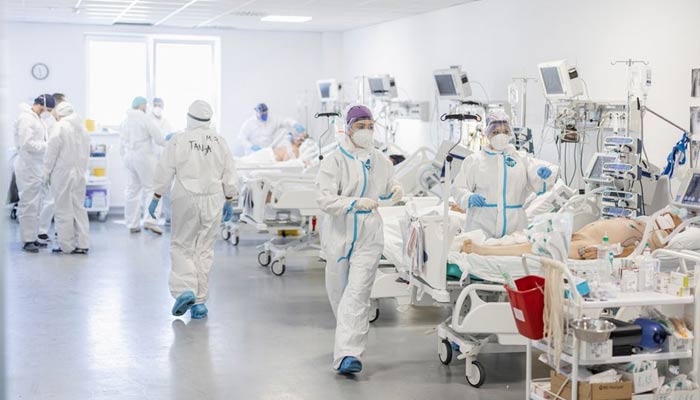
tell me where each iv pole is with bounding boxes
[637,98,695,169]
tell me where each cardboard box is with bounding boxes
[564,338,613,363]
[657,389,700,400]
[550,371,633,400]
[621,368,660,394]
[664,335,693,353]
[532,381,552,399]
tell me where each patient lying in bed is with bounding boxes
[461,213,683,260]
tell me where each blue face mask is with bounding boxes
[259,113,268,122]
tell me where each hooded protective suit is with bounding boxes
[43,102,90,252]
[14,103,48,243]
[153,100,237,305]
[120,108,167,230]
[317,132,399,369]
[238,114,300,155]
[452,145,556,238]
[39,114,59,237]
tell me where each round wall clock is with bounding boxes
[31,63,49,80]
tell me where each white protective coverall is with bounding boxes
[43,103,90,252]
[148,109,174,137]
[38,114,59,237]
[316,134,399,369]
[238,114,299,155]
[452,145,557,238]
[120,108,166,230]
[153,101,237,305]
[13,103,48,243]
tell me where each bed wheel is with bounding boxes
[232,236,239,246]
[369,300,380,323]
[271,260,286,276]
[438,339,452,365]
[258,251,271,267]
[466,360,485,388]
[10,204,17,220]
[222,228,231,241]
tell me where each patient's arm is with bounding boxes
[461,239,532,256]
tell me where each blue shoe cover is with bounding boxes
[172,291,196,316]
[338,356,362,374]
[191,304,208,319]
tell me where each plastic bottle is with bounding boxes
[638,243,658,292]
[597,234,616,280]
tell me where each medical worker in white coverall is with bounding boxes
[150,100,237,319]
[316,104,403,374]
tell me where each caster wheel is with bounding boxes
[271,260,286,276]
[232,236,239,246]
[257,251,271,267]
[98,212,108,222]
[10,206,17,220]
[369,300,380,323]
[438,339,452,365]
[466,360,485,388]
[221,229,231,241]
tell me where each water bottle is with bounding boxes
[638,243,658,292]
[597,234,616,280]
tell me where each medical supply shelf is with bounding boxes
[523,250,700,400]
[531,340,693,366]
[86,138,111,221]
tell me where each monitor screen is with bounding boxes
[588,155,618,180]
[435,74,458,96]
[368,78,385,94]
[541,66,564,95]
[682,173,700,206]
[318,82,331,99]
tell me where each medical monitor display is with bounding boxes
[368,78,385,94]
[318,82,332,99]
[435,74,458,96]
[588,154,618,180]
[682,173,700,206]
[541,66,564,95]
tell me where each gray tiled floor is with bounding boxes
[6,218,531,399]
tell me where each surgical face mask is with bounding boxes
[350,129,374,149]
[41,111,54,120]
[258,112,268,122]
[489,134,510,151]
[152,107,163,118]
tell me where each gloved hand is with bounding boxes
[148,197,160,219]
[250,145,261,152]
[537,166,552,180]
[468,194,487,208]
[222,201,234,222]
[293,123,305,134]
[355,198,378,211]
[390,185,404,203]
[165,132,175,141]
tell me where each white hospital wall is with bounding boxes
[4,22,329,146]
[340,0,700,169]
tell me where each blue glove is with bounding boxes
[165,132,175,141]
[537,166,552,180]
[293,123,305,134]
[250,145,261,152]
[468,194,487,208]
[222,201,234,222]
[148,197,159,219]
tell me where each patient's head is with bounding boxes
[649,212,684,248]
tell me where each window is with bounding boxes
[87,39,148,127]
[154,41,217,131]
[86,35,219,129]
